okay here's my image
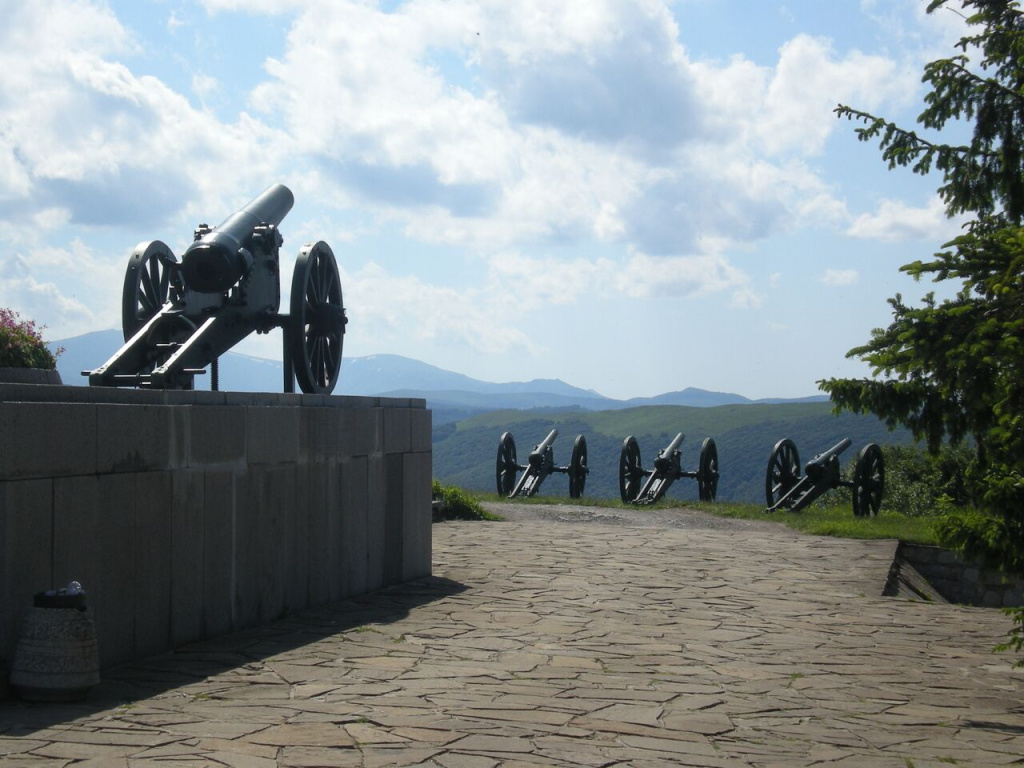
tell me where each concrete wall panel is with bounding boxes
[403,451,432,581]
[203,469,235,638]
[135,471,172,659]
[0,479,53,668]
[340,407,381,457]
[410,409,432,453]
[0,402,97,479]
[366,455,386,592]
[171,469,205,646]
[189,406,246,467]
[384,454,404,585]
[96,405,174,474]
[342,456,369,598]
[0,386,430,672]
[54,474,137,668]
[247,407,299,465]
[384,408,411,455]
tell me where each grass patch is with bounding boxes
[693,500,939,546]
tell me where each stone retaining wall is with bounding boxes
[0,383,431,672]
[899,542,1024,608]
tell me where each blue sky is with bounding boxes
[0,0,971,399]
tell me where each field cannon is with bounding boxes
[764,437,884,516]
[86,184,347,394]
[619,433,719,504]
[495,430,589,498]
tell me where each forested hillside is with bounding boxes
[432,403,913,504]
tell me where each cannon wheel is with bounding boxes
[495,432,518,496]
[568,435,588,499]
[122,240,180,341]
[697,438,719,502]
[290,241,346,395]
[619,436,643,503]
[852,443,885,518]
[766,438,800,509]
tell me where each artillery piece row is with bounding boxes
[495,430,887,516]
[495,430,720,505]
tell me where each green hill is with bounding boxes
[431,403,913,504]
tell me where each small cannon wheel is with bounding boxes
[852,443,884,517]
[697,438,719,502]
[290,241,346,395]
[619,436,643,503]
[495,432,518,496]
[122,240,180,341]
[766,438,800,508]
[568,435,588,499]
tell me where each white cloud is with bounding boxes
[0,0,946,374]
[338,261,538,357]
[192,73,220,100]
[845,196,960,242]
[616,251,756,305]
[695,34,918,159]
[820,269,859,287]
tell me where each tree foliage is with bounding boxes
[820,0,1024,641]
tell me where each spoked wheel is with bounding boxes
[122,240,181,341]
[619,436,644,503]
[852,443,884,518]
[766,438,800,509]
[697,438,719,502]
[568,435,589,499]
[495,432,519,496]
[290,241,347,395]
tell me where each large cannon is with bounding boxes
[764,438,884,516]
[619,433,719,504]
[495,430,589,499]
[86,184,347,394]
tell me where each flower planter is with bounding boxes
[0,367,62,385]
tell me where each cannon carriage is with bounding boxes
[764,437,884,516]
[87,184,347,394]
[495,429,589,499]
[619,433,719,504]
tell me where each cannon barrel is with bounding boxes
[661,432,685,456]
[181,183,295,293]
[806,437,852,469]
[532,429,559,454]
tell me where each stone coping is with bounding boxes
[0,383,424,409]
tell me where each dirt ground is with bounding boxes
[480,500,783,533]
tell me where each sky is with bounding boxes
[0,0,974,400]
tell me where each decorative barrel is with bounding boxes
[9,586,100,701]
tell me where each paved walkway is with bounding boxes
[2,513,1022,767]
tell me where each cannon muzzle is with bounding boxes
[532,429,558,454]
[804,437,852,478]
[662,433,685,456]
[182,184,295,293]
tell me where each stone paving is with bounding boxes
[1,513,1022,767]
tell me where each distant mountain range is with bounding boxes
[54,329,826,422]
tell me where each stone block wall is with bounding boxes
[0,384,432,671]
[899,542,1024,608]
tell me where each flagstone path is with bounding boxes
[1,509,1022,767]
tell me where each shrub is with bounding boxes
[431,480,502,521]
[0,308,60,369]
